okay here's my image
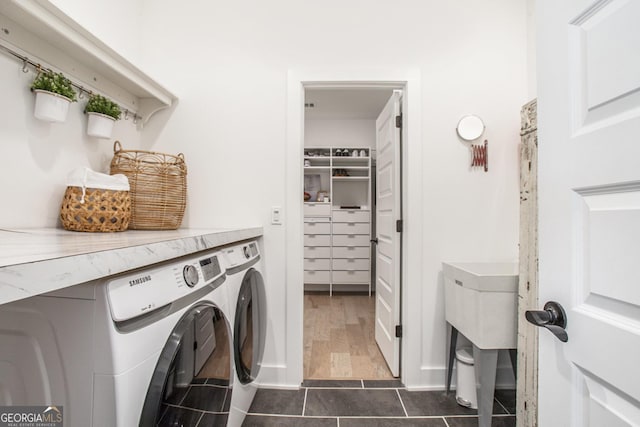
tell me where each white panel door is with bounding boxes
[375,90,402,377]
[538,1,640,426]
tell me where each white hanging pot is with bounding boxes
[33,90,72,123]
[86,112,116,139]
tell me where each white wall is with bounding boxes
[305,119,376,149]
[0,0,151,228]
[0,0,528,388]
[137,0,528,389]
[49,0,144,64]
[527,0,537,98]
[0,54,141,228]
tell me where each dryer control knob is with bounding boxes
[243,246,251,259]
[183,265,199,287]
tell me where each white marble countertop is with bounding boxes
[0,227,263,306]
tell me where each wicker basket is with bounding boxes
[109,141,187,230]
[60,186,131,232]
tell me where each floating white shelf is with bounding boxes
[333,157,370,162]
[0,0,177,128]
[332,177,369,181]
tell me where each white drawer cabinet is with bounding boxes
[332,270,370,284]
[328,208,372,294]
[304,234,331,246]
[304,246,331,258]
[332,210,370,223]
[332,258,369,270]
[332,246,369,258]
[332,234,370,247]
[304,222,331,234]
[304,209,331,290]
[304,203,331,217]
[305,258,331,270]
[304,270,330,284]
[333,222,369,235]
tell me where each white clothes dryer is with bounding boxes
[0,248,235,427]
[221,239,267,427]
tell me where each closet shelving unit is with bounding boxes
[303,147,372,295]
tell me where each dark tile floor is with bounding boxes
[243,380,516,427]
[158,379,231,426]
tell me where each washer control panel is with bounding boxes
[222,240,260,269]
[247,242,258,258]
[199,255,222,281]
[107,251,224,322]
[182,265,199,287]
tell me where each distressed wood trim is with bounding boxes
[517,98,538,427]
[520,99,537,136]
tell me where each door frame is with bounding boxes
[284,68,423,387]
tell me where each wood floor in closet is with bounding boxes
[304,292,394,380]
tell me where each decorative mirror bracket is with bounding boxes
[456,115,488,172]
[471,139,488,172]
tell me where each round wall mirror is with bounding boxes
[456,115,485,141]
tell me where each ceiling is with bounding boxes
[304,88,394,120]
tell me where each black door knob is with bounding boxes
[525,301,568,342]
[370,238,379,244]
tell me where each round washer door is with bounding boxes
[234,268,267,384]
[140,303,233,426]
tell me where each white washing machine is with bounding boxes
[221,239,267,427]
[0,248,235,427]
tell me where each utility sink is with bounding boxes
[443,262,519,349]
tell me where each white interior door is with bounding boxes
[375,90,402,377]
[538,1,640,425]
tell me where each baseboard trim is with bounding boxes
[257,365,515,391]
[256,364,301,389]
[404,365,516,391]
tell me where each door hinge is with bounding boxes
[395,325,403,338]
[395,114,402,128]
[193,341,198,351]
[396,220,403,232]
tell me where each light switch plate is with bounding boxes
[271,206,282,225]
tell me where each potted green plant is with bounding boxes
[84,94,122,139]
[31,71,77,122]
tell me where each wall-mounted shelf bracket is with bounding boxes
[0,0,177,129]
